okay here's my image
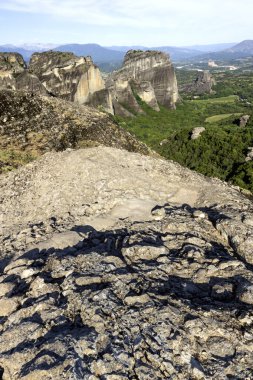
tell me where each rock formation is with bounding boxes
[89,50,179,116]
[0,52,26,73]
[0,53,47,95]
[0,53,26,90]
[245,147,253,161]
[29,51,105,103]
[0,50,179,116]
[15,71,48,95]
[0,146,253,379]
[0,90,151,172]
[191,127,206,140]
[123,50,178,107]
[239,114,250,127]
[182,70,215,95]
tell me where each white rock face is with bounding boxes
[89,50,179,115]
[122,50,179,108]
[134,80,160,111]
[74,65,105,104]
[29,51,105,103]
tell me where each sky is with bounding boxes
[0,0,252,47]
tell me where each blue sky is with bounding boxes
[0,0,252,46]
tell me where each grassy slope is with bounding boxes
[205,113,242,123]
[0,149,36,173]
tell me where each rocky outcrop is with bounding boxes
[89,50,179,116]
[0,50,179,115]
[29,51,105,103]
[0,52,26,73]
[182,70,215,95]
[15,71,48,95]
[0,90,151,172]
[0,146,252,379]
[240,114,250,127]
[0,53,26,90]
[245,147,253,161]
[132,80,160,111]
[123,50,179,106]
[191,127,206,140]
[0,53,47,95]
[87,88,114,114]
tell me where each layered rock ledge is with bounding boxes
[0,147,252,379]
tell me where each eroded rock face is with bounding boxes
[15,71,48,95]
[132,79,160,111]
[0,53,26,90]
[182,70,215,95]
[0,53,26,73]
[29,51,105,103]
[89,50,179,115]
[0,50,178,116]
[122,50,179,107]
[0,147,253,379]
[0,53,47,95]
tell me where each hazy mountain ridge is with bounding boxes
[189,40,253,62]
[53,43,125,63]
[0,41,247,69]
[0,45,32,61]
[227,39,253,53]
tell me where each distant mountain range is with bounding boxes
[0,40,253,71]
[188,40,253,62]
[54,44,124,71]
[181,43,236,52]
[0,45,32,61]
[107,42,236,55]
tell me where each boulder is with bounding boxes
[239,114,250,127]
[245,147,253,162]
[191,127,206,140]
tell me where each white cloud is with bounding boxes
[1,0,252,28]
[0,0,252,45]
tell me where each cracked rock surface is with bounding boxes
[0,147,253,379]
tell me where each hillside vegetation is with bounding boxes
[114,70,253,193]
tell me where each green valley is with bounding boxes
[113,70,253,193]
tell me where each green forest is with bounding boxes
[114,70,253,193]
